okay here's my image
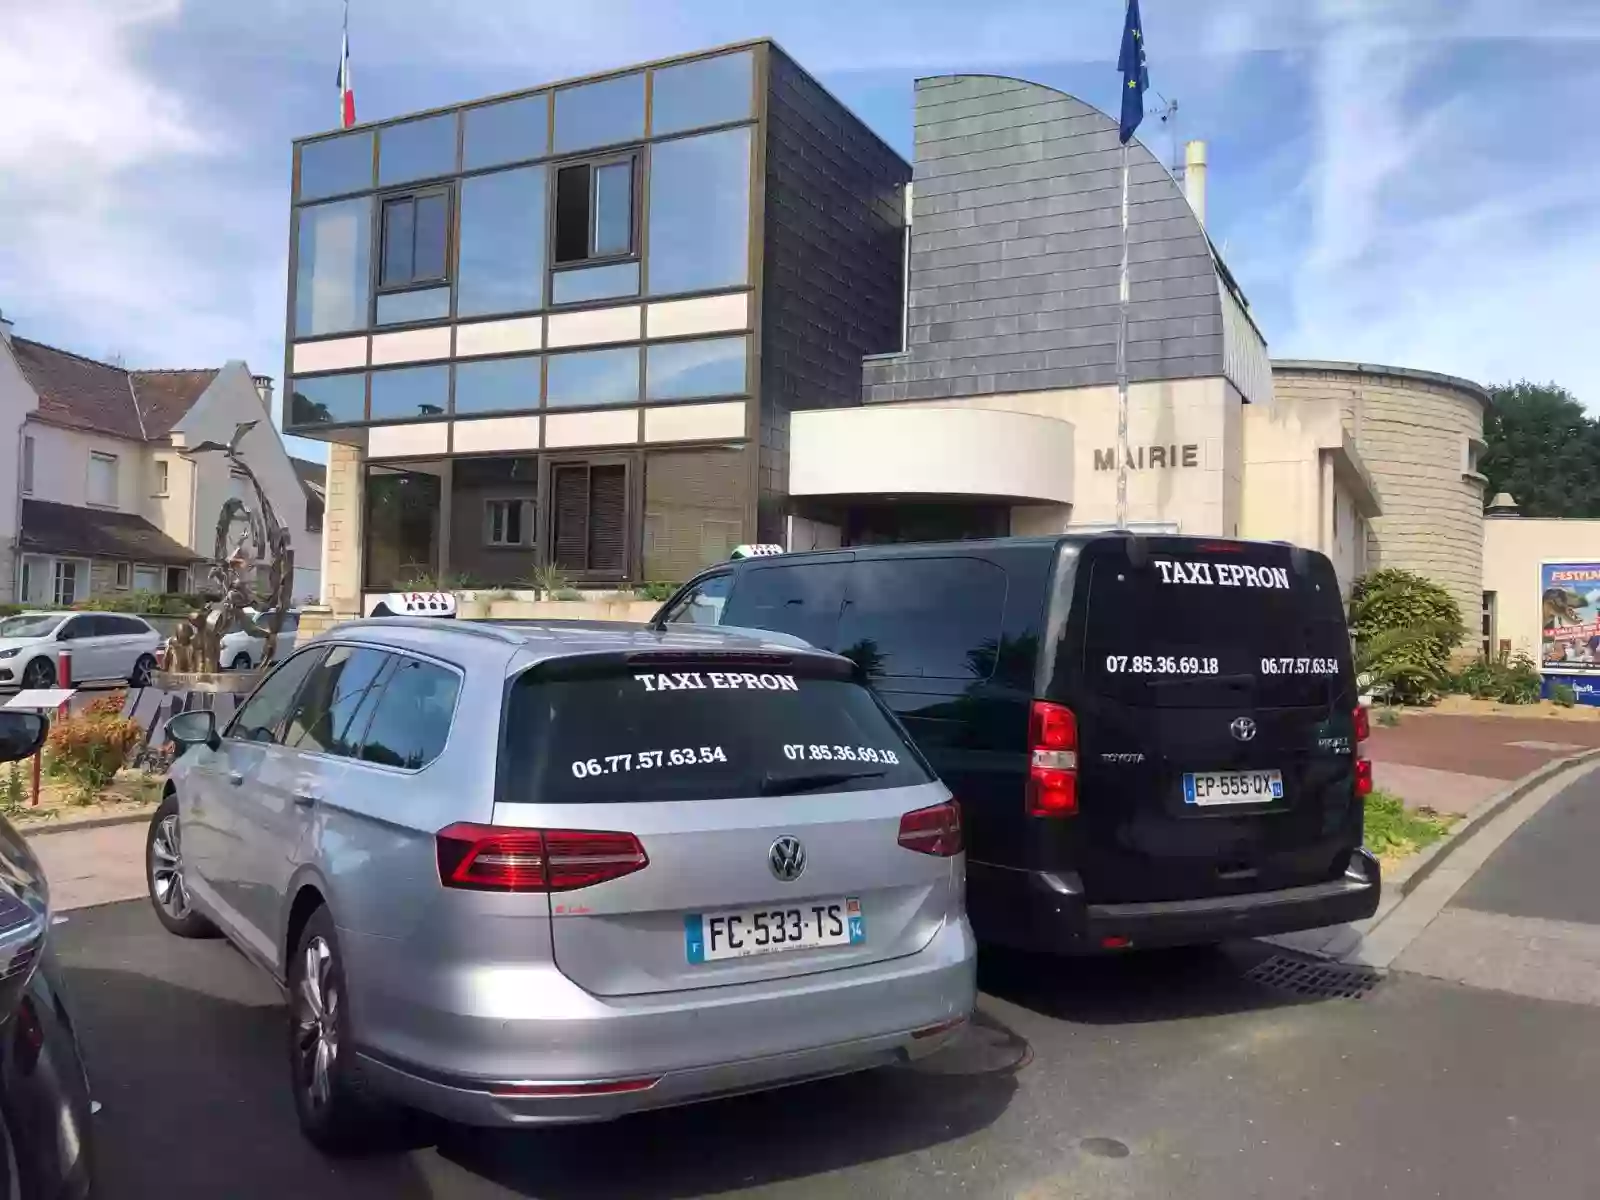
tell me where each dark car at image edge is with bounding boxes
[654,533,1381,954]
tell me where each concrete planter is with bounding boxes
[475,597,661,622]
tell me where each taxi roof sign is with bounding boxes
[366,591,457,618]
[730,544,784,560]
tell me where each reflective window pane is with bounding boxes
[288,372,366,426]
[283,646,393,757]
[593,161,633,256]
[380,190,449,287]
[381,197,414,282]
[553,73,644,153]
[414,192,449,277]
[550,260,639,305]
[646,336,748,401]
[646,127,751,296]
[364,464,443,590]
[644,449,746,582]
[294,198,371,336]
[650,51,754,136]
[453,356,541,415]
[359,657,459,769]
[298,131,373,200]
[833,559,1007,680]
[449,456,539,586]
[463,93,548,169]
[378,113,457,185]
[458,165,546,316]
[369,364,450,421]
[375,287,449,325]
[545,347,640,408]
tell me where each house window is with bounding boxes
[484,499,536,547]
[1482,591,1497,659]
[154,460,169,496]
[134,566,161,592]
[550,461,629,576]
[165,567,187,594]
[553,156,637,265]
[115,562,131,590]
[21,435,33,496]
[52,560,82,607]
[307,496,325,534]
[379,188,451,289]
[87,452,118,508]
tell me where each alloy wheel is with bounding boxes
[21,659,52,689]
[132,655,155,687]
[149,814,190,919]
[294,937,339,1110]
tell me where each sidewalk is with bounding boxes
[30,820,148,912]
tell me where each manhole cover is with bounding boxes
[1245,955,1383,1000]
[1079,1137,1130,1159]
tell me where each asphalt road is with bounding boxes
[49,900,1600,1200]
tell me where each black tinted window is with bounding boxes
[58,616,93,641]
[229,650,325,744]
[836,558,1006,680]
[664,575,731,626]
[1083,548,1351,708]
[359,657,460,769]
[282,647,392,757]
[502,659,933,804]
[721,563,846,649]
[114,616,149,635]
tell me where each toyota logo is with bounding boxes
[768,836,807,882]
[1230,717,1258,742]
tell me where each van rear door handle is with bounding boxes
[293,792,319,809]
[227,771,244,786]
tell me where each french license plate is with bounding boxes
[685,897,864,964]
[1183,769,1284,806]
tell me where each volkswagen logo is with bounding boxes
[768,836,807,882]
[1230,717,1258,743]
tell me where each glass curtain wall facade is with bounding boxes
[286,45,765,590]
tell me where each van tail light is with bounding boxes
[898,801,963,857]
[1354,705,1370,742]
[1028,701,1079,817]
[1354,757,1373,798]
[1352,706,1373,796]
[436,824,648,892]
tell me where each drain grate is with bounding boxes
[1245,955,1383,1000]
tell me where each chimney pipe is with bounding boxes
[1486,492,1520,518]
[252,374,274,410]
[1184,140,1208,228]
[0,310,12,343]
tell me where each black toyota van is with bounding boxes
[654,534,1380,953]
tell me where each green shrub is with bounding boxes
[1552,683,1577,708]
[75,591,205,616]
[45,711,145,803]
[522,564,571,599]
[1446,652,1541,704]
[1348,569,1465,704]
[634,581,679,602]
[1375,706,1401,727]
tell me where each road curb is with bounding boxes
[20,807,157,839]
[1390,747,1600,899]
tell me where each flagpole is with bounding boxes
[1115,137,1131,530]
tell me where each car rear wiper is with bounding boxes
[759,770,886,796]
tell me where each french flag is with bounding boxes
[337,28,355,128]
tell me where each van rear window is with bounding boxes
[500,659,934,803]
[1082,551,1351,708]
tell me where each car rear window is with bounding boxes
[1082,547,1351,708]
[500,656,935,803]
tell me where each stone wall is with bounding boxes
[322,443,364,617]
[1273,361,1488,627]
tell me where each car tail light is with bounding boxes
[1355,757,1373,797]
[898,801,963,857]
[1028,700,1078,817]
[436,824,648,892]
[1354,705,1370,742]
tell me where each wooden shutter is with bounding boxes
[588,465,627,574]
[552,465,590,570]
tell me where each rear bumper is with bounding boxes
[969,850,1382,954]
[346,916,977,1127]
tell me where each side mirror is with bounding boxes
[167,709,221,752]
[0,712,47,762]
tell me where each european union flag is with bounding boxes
[1118,0,1149,144]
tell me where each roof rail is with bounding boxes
[331,616,528,644]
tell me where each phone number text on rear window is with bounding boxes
[1260,657,1340,675]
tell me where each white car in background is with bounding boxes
[219,609,301,671]
[0,611,162,690]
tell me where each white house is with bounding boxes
[0,314,320,606]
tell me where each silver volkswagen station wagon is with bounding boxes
[147,618,976,1152]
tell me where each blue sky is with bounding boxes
[2,0,1598,466]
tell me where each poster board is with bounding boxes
[1539,561,1600,674]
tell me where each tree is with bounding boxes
[1481,381,1600,517]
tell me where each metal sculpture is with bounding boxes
[159,421,295,674]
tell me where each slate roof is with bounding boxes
[291,457,326,496]
[19,499,201,566]
[8,337,218,441]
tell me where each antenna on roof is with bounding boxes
[1154,93,1181,178]
[105,350,125,369]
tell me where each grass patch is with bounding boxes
[1364,790,1453,860]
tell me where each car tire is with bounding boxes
[230,652,252,671]
[19,657,54,689]
[130,653,157,688]
[145,795,217,939]
[288,906,394,1154]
